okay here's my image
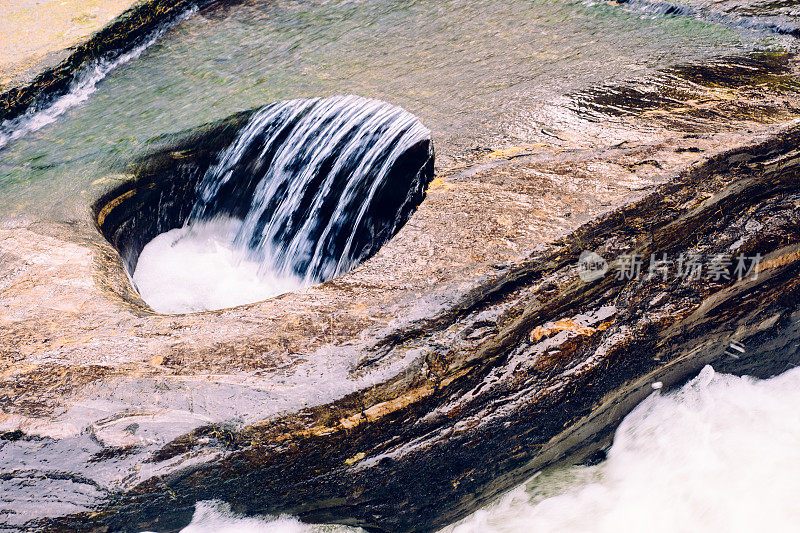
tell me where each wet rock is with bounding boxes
[569,52,800,128]
[615,0,800,38]
[3,48,800,531]
[0,0,218,124]
[1,108,799,531]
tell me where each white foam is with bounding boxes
[444,365,800,532]
[132,217,305,314]
[0,8,197,149]
[163,365,800,532]
[177,501,358,533]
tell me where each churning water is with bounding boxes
[133,95,431,313]
[168,365,800,532]
[1,0,798,528]
[132,217,304,314]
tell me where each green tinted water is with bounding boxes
[0,0,788,217]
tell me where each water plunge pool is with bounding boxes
[98,95,435,313]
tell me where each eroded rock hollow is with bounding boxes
[95,96,435,285]
[1,91,798,531]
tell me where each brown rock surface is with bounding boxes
[0,0,138,88]
[1,22,800,533]
[0,0,214,123]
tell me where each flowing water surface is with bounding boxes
[0,0,790,217]
[133,95,432,312]
[1,0,798,529]
[167,366,800,532]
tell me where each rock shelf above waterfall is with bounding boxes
[2,51,800,531]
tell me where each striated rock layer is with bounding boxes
[1,51,800,531]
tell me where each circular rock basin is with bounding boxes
[94,95,435,313]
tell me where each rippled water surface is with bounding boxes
[0,0,790,215]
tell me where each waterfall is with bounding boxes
[190,95,433,283]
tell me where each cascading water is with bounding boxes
[191,95,432,282]
[132,95,433,314]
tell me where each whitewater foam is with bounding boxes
[164,365,800,532]
[132,217,305,314]
[173,501,360,533]
[444,365,800,532]
[132,95,431,314]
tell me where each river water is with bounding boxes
[174,366,800,532]
[0,0,791,216]
[1,0,798,530]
